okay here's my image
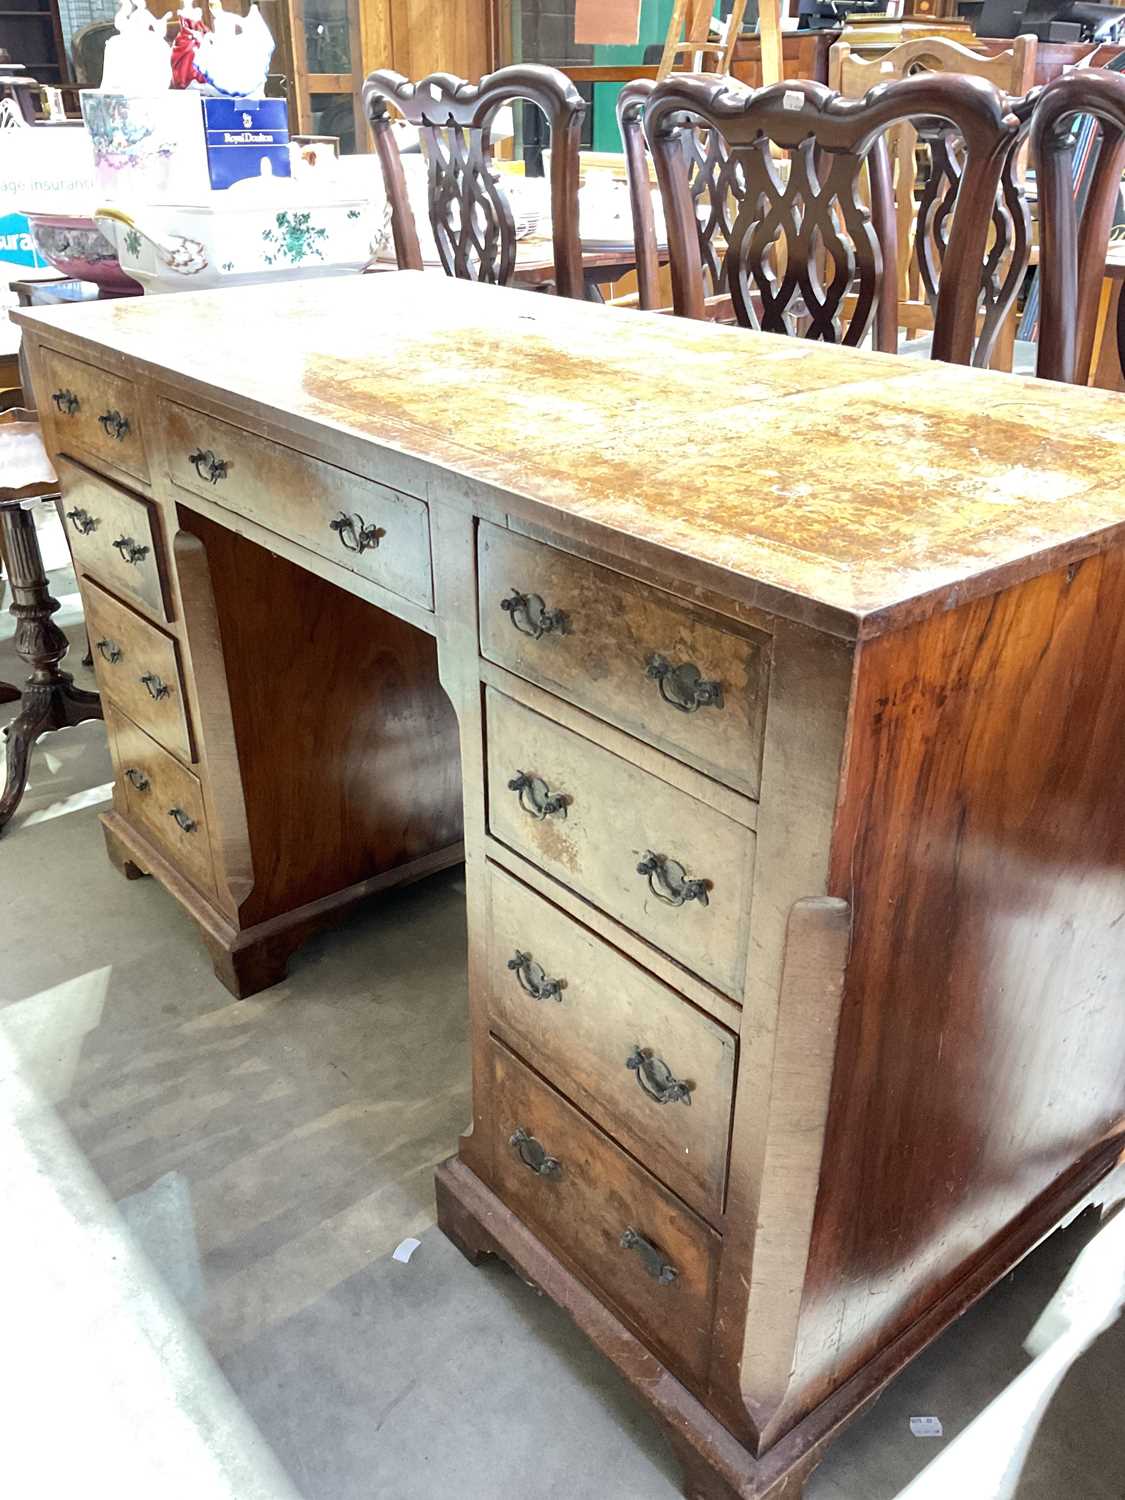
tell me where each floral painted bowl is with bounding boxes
[23,210,142,296]
[95,180,389,295]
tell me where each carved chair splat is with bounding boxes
[620,78,811,322]
[1033,68,1125,385]
[643,73,1022,366]
[363,64,587,301]
[830,36,1038,370]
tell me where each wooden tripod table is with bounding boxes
[15,275,1125,1497]
[0,407,102,834]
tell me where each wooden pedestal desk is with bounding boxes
[17,276,1125,1499]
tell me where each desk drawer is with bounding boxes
[59,460,169,622]
[84,582,193,764]
[160,402,434,611]
[487,864,735,1219]
[106,704,215,899]
[486,688,754,997]
[42,349,148,482]
[492,1040,719,1386]
[479,523,770,799]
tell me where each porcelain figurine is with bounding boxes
[99,0,173,93]
[191,1,275,97]
[170,0,207,89]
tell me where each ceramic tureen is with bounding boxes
[95,169,389,293]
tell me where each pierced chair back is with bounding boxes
[620,76,788,319]
[621,76,762,320]
[830,36,1037,368]
[363,65,587,300]
[643,73,1021,365]
[1033,69,1125,385]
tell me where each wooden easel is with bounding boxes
[657,0,784,87]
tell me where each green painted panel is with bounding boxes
[590,0,719,151]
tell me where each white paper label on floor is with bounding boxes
[909,1416,943,1438]
[392,1237,422,1264]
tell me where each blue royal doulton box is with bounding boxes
[202,97,291,189]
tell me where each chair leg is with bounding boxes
[0,502,102,835]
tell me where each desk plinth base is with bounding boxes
[437,1140,1125,1500]
[436,1156,846,1500]
[102,810,465,998]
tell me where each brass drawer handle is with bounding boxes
[501,588,568,639]
[646,654,723,714]
[95,637,122,664]
[626,1046,692,1106]
[140,671,170,701]
[169,807,197,833]
[52,388,80,415]
[637,850,710,908]
[507,770,569,821]
[189,448,230,484]
[620,1227,678,1285]
[330,511,384,554]
[98,408,130,440]
[65,506,98,535]
[509,1126,561,1178]
[124,767,150,791]
[112,536,150,566]
[507,950,564,1003]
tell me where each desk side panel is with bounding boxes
[788,546,1125,1427]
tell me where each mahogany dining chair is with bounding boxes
[638,72,1023,366]
[362,64,587,301]
[829,36,1037,369]
[1033,68,1125,385]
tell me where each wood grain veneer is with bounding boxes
[84,581,194,764]
[486,862,737,1222]
[40,348,148,483]
[162,400,436,611]
[490,1037,722,1390]
[485,687,757,998]
[478,520,770,799]
[105,702,216,900]
[58,458,170,623]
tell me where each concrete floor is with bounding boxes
[1,525,1123,1500]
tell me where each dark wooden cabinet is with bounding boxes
[731,28,837,85]
[0,0,68,85]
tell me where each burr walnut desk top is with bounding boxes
[18,271,1125,640]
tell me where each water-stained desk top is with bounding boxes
[18,272,1125,639]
